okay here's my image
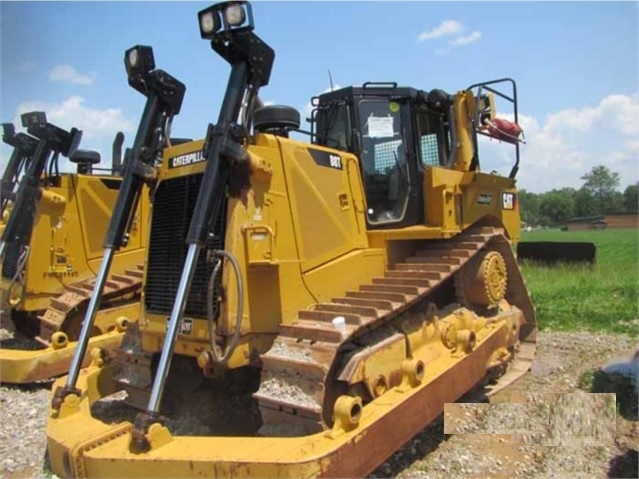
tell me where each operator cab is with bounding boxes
[311,82,454,229]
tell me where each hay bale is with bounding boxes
[517,241,596,265]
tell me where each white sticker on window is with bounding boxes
[367,116,394,138]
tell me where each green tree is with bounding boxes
[580,165,620,213]
[607,191,625,214]
[539,189,575,225]
[574,188,599,217]
[518,189,541,225]
[623,183,638,212]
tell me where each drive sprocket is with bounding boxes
[456,250,508,310]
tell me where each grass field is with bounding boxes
[518,228,638,336]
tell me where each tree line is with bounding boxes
[519,165,638,227]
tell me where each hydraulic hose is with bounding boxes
[206,249,243,364]
[5,245,29,306]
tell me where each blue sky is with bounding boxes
[1,1,637,193]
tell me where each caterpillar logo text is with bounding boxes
[169,151,205,169]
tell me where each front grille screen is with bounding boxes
[144,174,226,318]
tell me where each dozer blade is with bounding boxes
[46,317,522,479]
[0,265,143,384]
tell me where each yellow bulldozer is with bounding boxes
[0,112,148,383]
[46,1,536,477]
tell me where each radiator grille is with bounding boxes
[1,241,21,280]
[144,173,226,318]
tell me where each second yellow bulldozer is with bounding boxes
[47,2,536,477]
[0,112,148,383]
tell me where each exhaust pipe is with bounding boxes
[112,131,125,174]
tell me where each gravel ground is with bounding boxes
[371,331,639,479]
[0,330,637,479]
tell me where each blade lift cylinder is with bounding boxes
[51,49,186,411]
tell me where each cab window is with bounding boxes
[416,109,450,167]
[316,102,351,152]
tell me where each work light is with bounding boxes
[2,123,15,139]
[199,10,219,36]
[198,1,254,40]
[124,45,155,78]
[21,111,47,129]
[128,49,138,69]
[224,3,245,26]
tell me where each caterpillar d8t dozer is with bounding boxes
[0,112,149,384]
[47,2,536,477]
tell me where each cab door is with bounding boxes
[356,98,422,229]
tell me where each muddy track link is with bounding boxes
[254,226,536,434]
[35,264,145,346]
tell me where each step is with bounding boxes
[111,274,136,285]
[476,226,504,235]
[125,268,144,279]
[279,320,351,343]
[49,297,74,312]
[332,296,396,311]
[314,303,379,319]
[360,284,421,295]
[385,270,444,281]
[67,285,90,296]
[405,256,463,266]
[372,277,432,288]
[103,279,120,290]
[345,290,407,303]
[38,315,61,331]
[259,352,328,379]
[452,241,483,250]
[415,248,472,259]
[395,263,453,273]
[37,310,66,326]
[297,309,362,325]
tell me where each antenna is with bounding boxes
[328,69,334,91]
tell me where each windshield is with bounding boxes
[358,99,409,225]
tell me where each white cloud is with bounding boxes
[418,20,482,54]
[478,93,639,193]
[417,20,462,42]
[450,31,482,46]
[15,96,135,140]
[49,64,96,85]
[11,96,136,172]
